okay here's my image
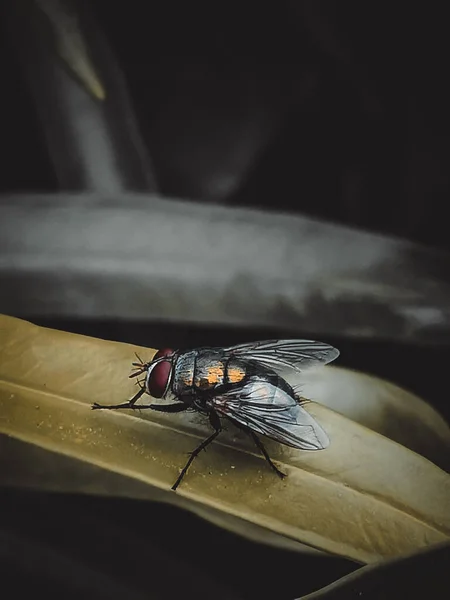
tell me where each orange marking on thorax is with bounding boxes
[181,370,194,386]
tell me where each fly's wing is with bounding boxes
[213,378,329,450]
[220,339,339,376]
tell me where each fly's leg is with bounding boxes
[248,431,286,480]
[92,394,188,413]
[91,387,146,410]
[229,419,286,480]
[172,410,222,491]
[118,403,188,412]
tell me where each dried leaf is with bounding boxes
[1,314,449,564]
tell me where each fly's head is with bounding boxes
[130,348,175,399]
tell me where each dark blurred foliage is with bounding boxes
[1,0,449,413]
[0,485,357,600]
[2,1,448,249]
[0,4,449,597]
[3,0,449,417]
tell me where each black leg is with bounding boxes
[92,389,188,414]
[142,403,188,413]
[248,430,286,479]
[229,419,286,480]
[172,410,222,491]
[92,387,145,410]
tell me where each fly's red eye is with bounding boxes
[153,348,174,361]
[148,348,174,398]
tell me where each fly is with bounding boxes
[92,339,339,490]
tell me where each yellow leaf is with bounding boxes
[286,365,450,471]
[1,314,449,564]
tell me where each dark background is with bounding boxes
[0,2,449,598]
[2,2,450,250]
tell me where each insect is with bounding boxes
[92,339,339,490]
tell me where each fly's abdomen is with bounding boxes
[194,355,249,391]
[224,357,248,386]
[193,352,226,391]
[176,351,250,395]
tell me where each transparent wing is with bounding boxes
[221,339,339,376]
[213,378,329,450]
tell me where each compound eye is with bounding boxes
[148,348,174,398]
[153,348,174,361]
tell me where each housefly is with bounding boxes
[92,339,339,490]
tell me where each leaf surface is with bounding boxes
[1,315,449,564]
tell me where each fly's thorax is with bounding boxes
[193,350,226,391]
[172,350,197,396]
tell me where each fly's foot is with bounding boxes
[275,467,287,480]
